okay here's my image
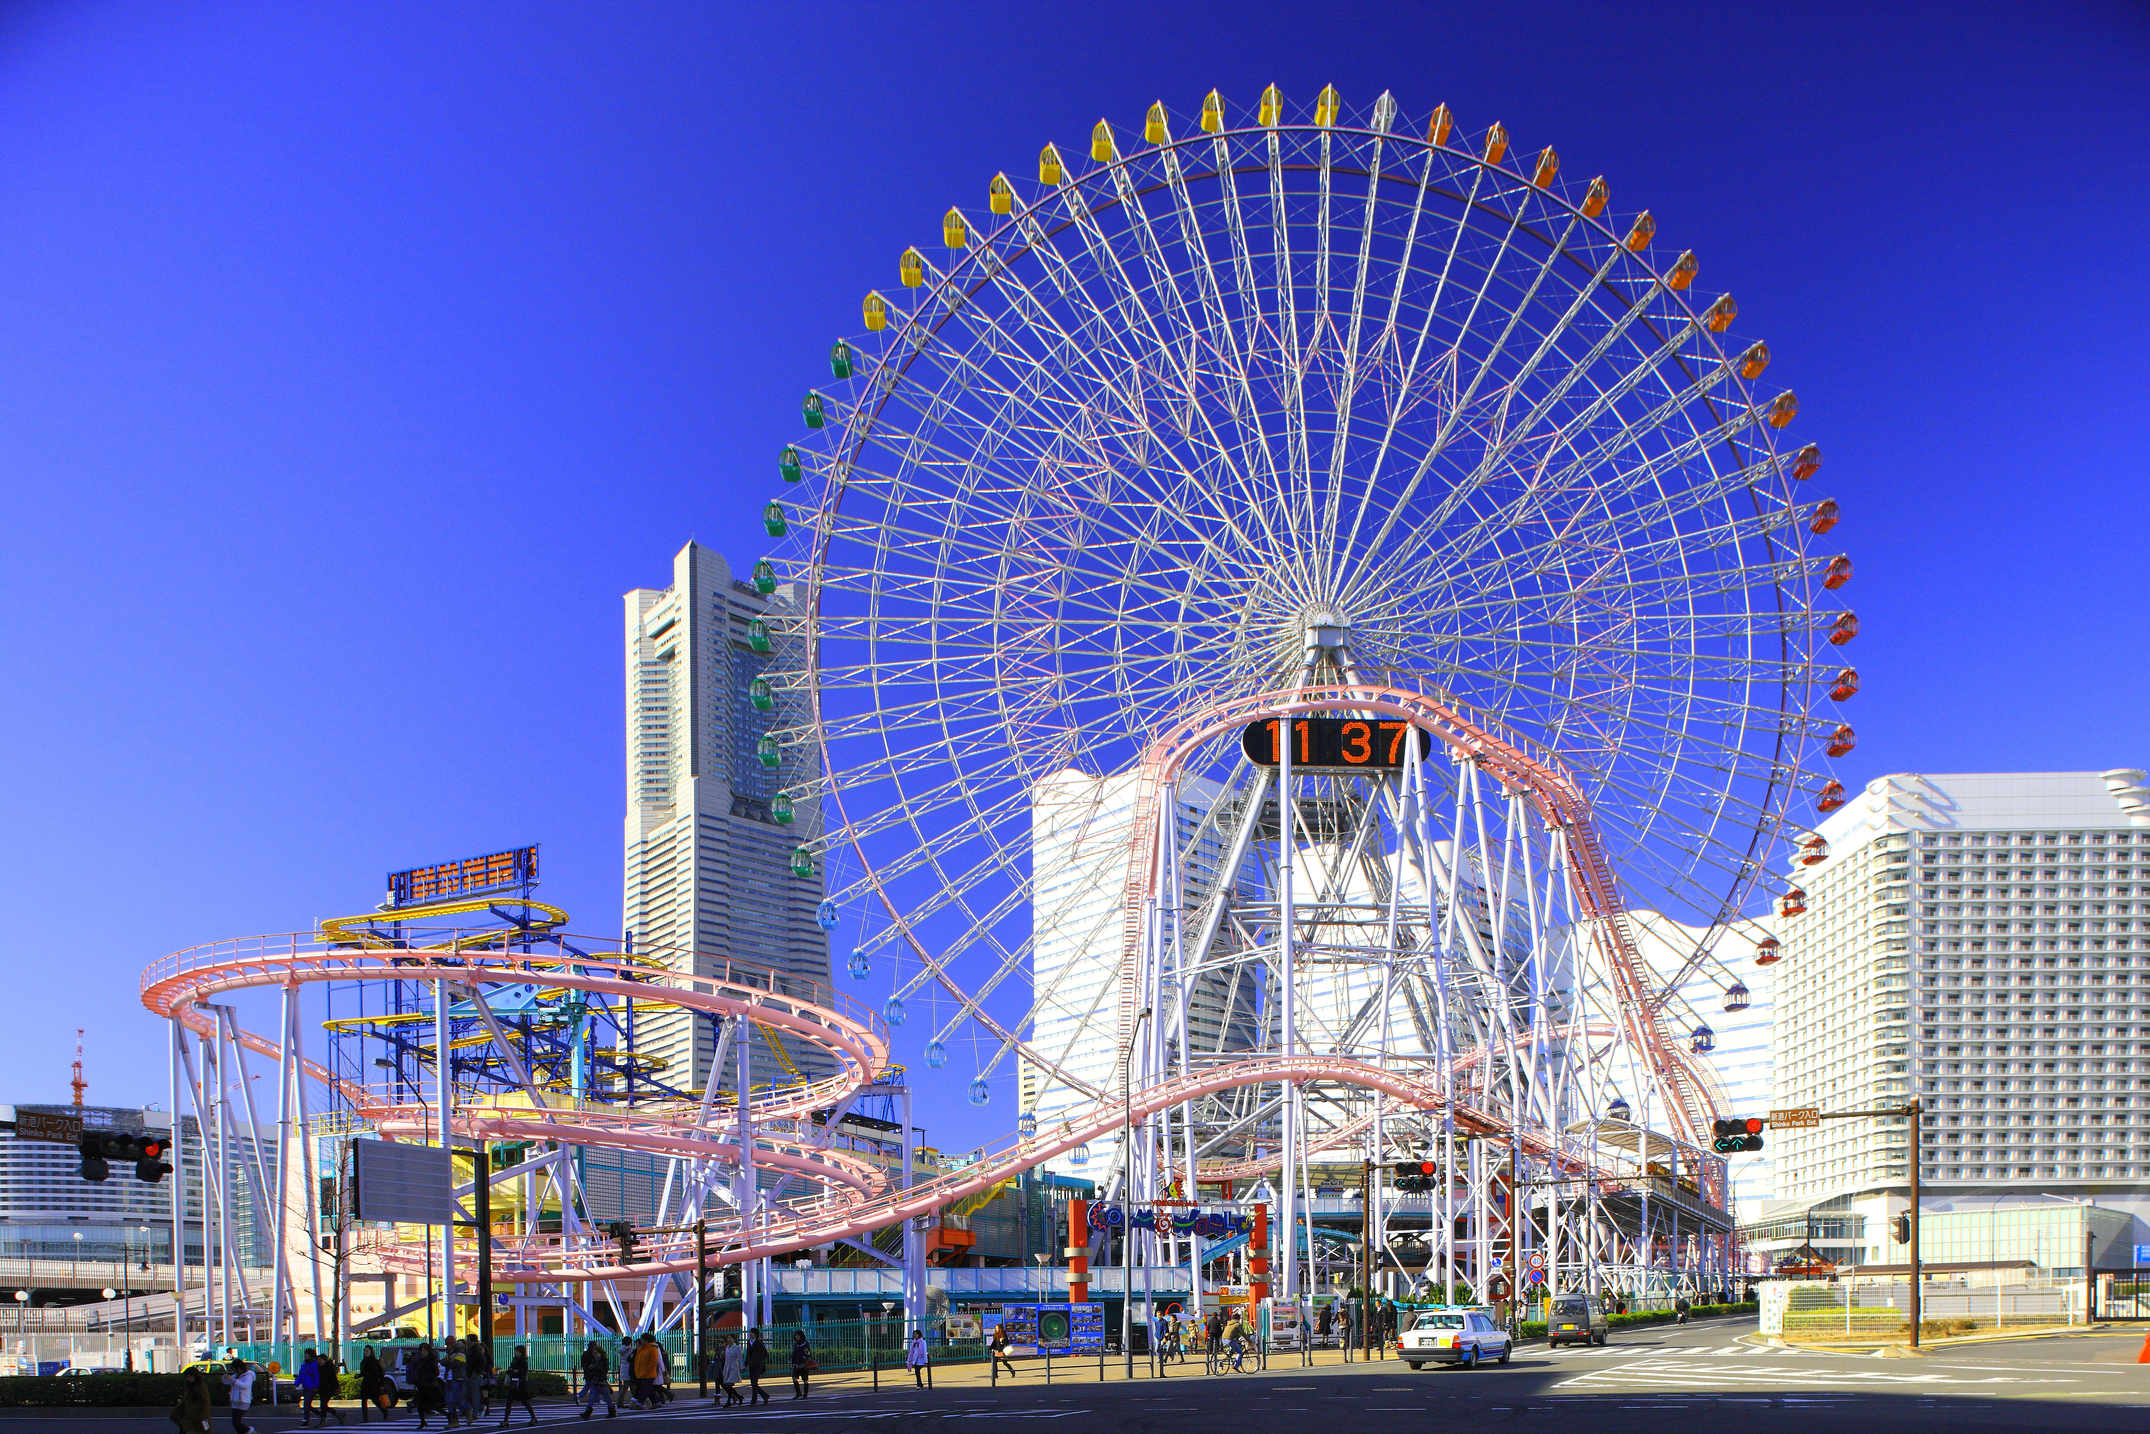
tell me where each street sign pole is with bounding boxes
[1907,1100,1921,1349]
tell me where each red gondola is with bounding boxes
[1829,611,1859,646]
[1778,888,1807,918]
[1829,667,1860,702]
[1821,555,1852,590]
[1809,497,1840,534]
[1825,724,1857,758]
[1799,833,1830,865]
[1789,443,1822,480]
[1815,780,1847,813]
[1754,936,1782,966]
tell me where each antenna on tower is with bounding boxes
[71,1029,86,1107]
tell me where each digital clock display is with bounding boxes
[1240,716,1434,769]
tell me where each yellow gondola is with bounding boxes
[899,247,924,288]
[1092,119,1114,162]
[1146,101,1168,144]
[1315,85,1340,127]
[1039,142,1064,185]
[989,173,1014,215]
[943,207,968,249]
[1201,90,1224,134]
[862,291,888,332]
[1258,84,1281,127]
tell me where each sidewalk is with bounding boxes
[738,1344,1403,1396]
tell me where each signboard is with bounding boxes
[350,1139,453,1224]
[387,846,537,908]
[1769,1107,1821,1130]
[1241,717,1435,771]
[2135,1244,2150,1266]
[997,1302,1103,1355]
[15,1110,84,1145]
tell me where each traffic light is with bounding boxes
[605,1219,638,1262]
[1389,1159,1437,1193]
[134,1136,171,1184]
[76,1130,173,1184]
[77,1133,109,1183]
[1891,1212,1911,1245]
[1711,1118,1764,1154]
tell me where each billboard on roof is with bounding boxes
[386,845,537,907]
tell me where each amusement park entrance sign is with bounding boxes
[1241,717,1436,771]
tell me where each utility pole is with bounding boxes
[1360,1157,1372,1357]
[1906,1100,1921,1349]
[695,1220,709,1398]
[472,1146,493,1358]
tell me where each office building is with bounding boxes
[1764,769,2150,1258]
[623,542,828,1096]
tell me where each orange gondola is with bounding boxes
[1825,723,1857,758]
[1830,667,1860,701]
[1799,833,1830,866]
[1809,498,1840,534]
[1828,611,1859,646]
[1815,780,1847,814]
[1821,555,1852,590]
[1666,250,1697,290]
[1778,889,1807,919]
[1789,442,1822,479]
[1754,936,1783,966]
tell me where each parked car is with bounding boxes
[1545,1293,1609,1348]
[1397,1307,1511,1369]
[58,1366,124,1377]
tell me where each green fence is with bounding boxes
[231,1322,990,1389]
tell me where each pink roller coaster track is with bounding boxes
[141,688,1722,1286]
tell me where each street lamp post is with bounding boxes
[71,1231,81,1289]
[1120,1005,1153,1379]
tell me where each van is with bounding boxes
[1546,1293,1608,1347]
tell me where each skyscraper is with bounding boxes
[623,542,827,1096]
[1768,769,2150,1240]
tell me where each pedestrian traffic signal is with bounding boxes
[605,1219,638,1262]
[1711,1118,1764,1154]
[1891,1212,1911,1245]
[1389,1159,1437,1193]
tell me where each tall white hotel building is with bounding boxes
[1761,770,2150,1255]
[622,541,829,1095]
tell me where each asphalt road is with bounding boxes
[8,1318,2148,1432]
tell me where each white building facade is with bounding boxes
[623,541,828,1095]
[1766,769,2150,1258]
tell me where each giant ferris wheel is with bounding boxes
[759,85,1853,1295]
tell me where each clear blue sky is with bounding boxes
[2,1,2144,1151]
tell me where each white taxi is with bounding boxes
[1397,1308,1511,1369]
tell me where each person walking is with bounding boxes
[356,1348,385,1423]
[173,1368,213,1434]
[410,1344,444,1432]
[297,1351,322,1428]
[613,1340,636,1411]
[318,1349,346,1426]
[221,1358,256,1434]
[717,1336,744,1406]
[441,1338,467,1428]
[495,1347,535,1427]
[905,1329,929,1388]
[743,1332,769,1406]
[988,1324,1017,1379]
[467,1339,492,1419]
[630,1335,663,1409]
[788,1331,813,1400]
[576,1341,616,1421]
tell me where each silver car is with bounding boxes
[1398,1308,1512,1369]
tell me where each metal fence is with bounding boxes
[1762,1277,2091,1340]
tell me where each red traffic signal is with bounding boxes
[1711,1118,1765,1154]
